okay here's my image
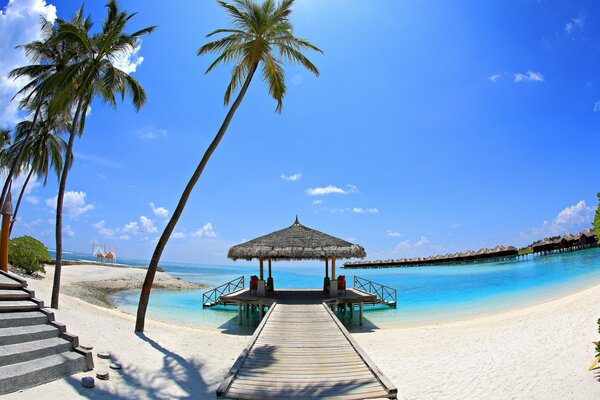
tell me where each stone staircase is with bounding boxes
[0,270,93,395]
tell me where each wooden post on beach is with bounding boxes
[259,258,264,280]
[0,192,12,273]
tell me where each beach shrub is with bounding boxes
[590,318,600,371]
[8,236,50,275]
[594,193,600,244]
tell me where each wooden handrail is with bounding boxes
[202,276,245,307]
[353,276,397,305]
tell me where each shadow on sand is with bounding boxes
[65,333,211,399]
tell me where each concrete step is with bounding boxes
[0,311,48,328]
[0,289,31,300]
[0,274,23,290]
[0,351,88,395]
[0,300,39,312]
[0,337,72,367]
[0,324,59,346]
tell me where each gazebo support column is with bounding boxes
[257,258,266,296]
[323,257,330,292]
[267,258,274,293]
[329,256,338,297]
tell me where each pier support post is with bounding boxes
[238,303,242,325]
[359,302,363,326]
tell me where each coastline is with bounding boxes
[4,261,600,399]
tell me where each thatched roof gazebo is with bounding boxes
[228,216,366,296]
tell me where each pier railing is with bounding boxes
[353,276,397,306]
[202,276,245,307]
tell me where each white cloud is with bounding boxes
[312,200,322,205]
[414,236,430,247]
[139,128,168,140]
[46,191,94,219]
[193,222,216,238]
[172,231,186,239]
[306,184,357,196]
[450,223,462,229]
[565,16,585,35]
[93,220,116,238]
[0,0,57,126]
[488,73,503,83]
[150,202,168,218]
[351,207,379,214]
[64,224,74,237]
[387,230,402,237]
[74,152,125,169]
[281,173,301,181]
[25,195,39,204]
[593,101,600,112]
[24,218,42,229]
[139,215,157,233]
[514,71,544,83]
[122,221,138,233]
[119,234,130,241]
[111,42,144,74]
[386,235,442,258]
[521,200,594,241]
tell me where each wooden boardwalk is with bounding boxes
[217,303,397,399]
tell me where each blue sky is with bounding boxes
[1,0,599,265]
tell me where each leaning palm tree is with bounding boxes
[135,0,322,332]
[47,0,155,308]
[9,109,68,236]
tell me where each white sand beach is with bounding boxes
[4,263,600,399]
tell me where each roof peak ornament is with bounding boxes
[294,215,300,225]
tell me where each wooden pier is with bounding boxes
[217,302,397,399]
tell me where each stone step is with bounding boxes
[0,351,88,395]
[0,300,39,312]
[0,337,72,367]
[0,273,23,290]
[0,311,48,328]
[0,324,59,346]
[0,289,31,300]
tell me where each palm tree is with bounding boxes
[1,15,83,212]
[8,109,68,236]
[0,129,11,170]
[135,0,322,332]
[47,0,155,308]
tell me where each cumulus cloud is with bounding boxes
[150,202,168,219]
[172,231,186,239]
[46,191,94,219]
[281,173,301,181]
[488,73,503,83]
[387,235,442,258]
[306,184,357,196]
[1,166,40,202]
[93,220,116,238]
[521,200,594,241]
[64,224,74,237]
[139,127,168,140]
[24,218,42,229]
[111,42,144,74]
[193,222,216,238]
[593,101,600,112]
[312,200,322,205]
[25,195,39,204]
[0,0,57,126]
[514,71,544,83]
[139,216,157,233]
[386,230,402,237]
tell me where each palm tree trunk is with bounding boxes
[8,167,34,237]
[51,98,84,309]
[134,62,259,332]
[0,104,42,209]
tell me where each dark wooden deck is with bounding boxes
[217,302,397,399]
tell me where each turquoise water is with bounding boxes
[55,248,600,331]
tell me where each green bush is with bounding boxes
[8,236,50,275]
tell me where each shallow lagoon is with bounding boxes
[103,248,600,331]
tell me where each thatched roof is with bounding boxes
[228,217,366,261]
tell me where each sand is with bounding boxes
[5,263,600,399]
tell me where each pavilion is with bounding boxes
[227,216,366,297]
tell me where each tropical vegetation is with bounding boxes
[135,0,322,332]
[589,318,600,371]
[8,235,51,275]
[593,192,600,244]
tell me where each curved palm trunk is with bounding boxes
[0,104,42,209]
[135,62,259,332]
[51,99,84,309]
[8,167,34,237]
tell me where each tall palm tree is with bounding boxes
[135,0,322,332]
[48,0,155,308]
[1,14,84,212]
[9,109,68,236]
[0,129,11,170]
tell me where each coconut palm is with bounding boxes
[47,0,155,308]
[135,0,322,332]
[1,14,85,212]
[9,109,68,236]
[0,129,11,170]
